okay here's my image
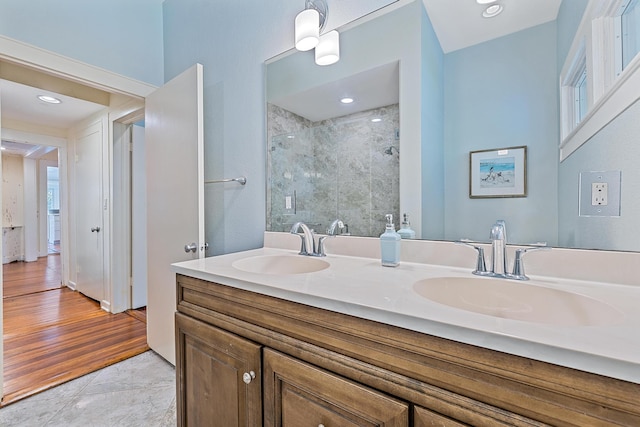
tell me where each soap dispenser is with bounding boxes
[380,214,401,267]
[397,213,416,239]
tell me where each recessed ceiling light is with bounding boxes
[482,4,503,18]
[340,97,354,104]
[476,0,497,4]
[38,95,62,104]
[371,118,382,123]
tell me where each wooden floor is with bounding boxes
[2,255,149,406]
[3,255,63,298]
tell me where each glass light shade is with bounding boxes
[315,30,340,66]
[295,9,320,51]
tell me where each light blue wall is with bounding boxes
[558,101,640,251]
[420,5,444,239]
[0,0,164,86]
[443,22,559,245]
[162,0,394,254]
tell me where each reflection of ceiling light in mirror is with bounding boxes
[476,0,497,4]
[482,4,503,18]
[371,118,382,122]
[295,9,320,51]
[315,30,340,66]
[38,95,62,104]
[340,97,354,104]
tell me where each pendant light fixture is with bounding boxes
[315,30,340,65]
[294,0,340,66]
[295,8,320,51]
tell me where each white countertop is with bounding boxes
[172,247,640,384]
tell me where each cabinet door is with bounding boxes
[263,348,408,427]
[176,313,262,427]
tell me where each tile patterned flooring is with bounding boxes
[0,351,176,426]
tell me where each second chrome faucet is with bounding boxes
[458,219,550,280]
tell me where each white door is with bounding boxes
[145,64,204,365]
[0,87,4,397]
[131,124,147,309]
[75,122,104,302]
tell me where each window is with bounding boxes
[560,0,640,160]
[574,67,588,126]
[621,0,640,70]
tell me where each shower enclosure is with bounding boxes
[267,103,399,237]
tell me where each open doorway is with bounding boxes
[0,78,148,404]
[46,164,60,254]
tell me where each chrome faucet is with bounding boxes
[291,219,344,257]
[290,222,315,256]
[317,219,344,256]
[490,220,507,275]
[457,220,551,280]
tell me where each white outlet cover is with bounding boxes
[579,171,621,217]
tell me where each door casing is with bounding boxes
[0,35,157,400]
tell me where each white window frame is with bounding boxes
[560,0,640,160]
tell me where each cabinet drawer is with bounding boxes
[263,348,408,427]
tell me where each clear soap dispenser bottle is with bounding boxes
[397,213,416,240]
[380,214,401,267]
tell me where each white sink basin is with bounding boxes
[232,254,330,275]
[413,277,623,326]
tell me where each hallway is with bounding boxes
[2,256,149,406]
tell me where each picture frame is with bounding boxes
[469,146,527,198]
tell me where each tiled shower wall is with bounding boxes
[267,103,399,237]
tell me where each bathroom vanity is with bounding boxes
[173,239,640,426]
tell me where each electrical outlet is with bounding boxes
[285,196,292,210]
[591,183,608,206]
[579,171,621,217]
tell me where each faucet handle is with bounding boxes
[511,243,551,280]
[455,239,488,275]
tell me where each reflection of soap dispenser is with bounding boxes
[397,213,416,240]
[380,214,401,267]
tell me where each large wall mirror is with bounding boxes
[265,0,640,253]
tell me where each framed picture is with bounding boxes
[469,146,527,198]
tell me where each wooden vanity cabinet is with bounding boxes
[176,274,640,427]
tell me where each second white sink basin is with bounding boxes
[413,277,623,326]
[232,254,330,275]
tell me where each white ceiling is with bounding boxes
[271,62,399,123]
[0,78,105,157]
[423,0,563,53]
[272,0,563,121]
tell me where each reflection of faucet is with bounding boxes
[291,220,345,257]
[317,219,344,256]
[458,220,551,280]
[291,222,315,256]
[490,220,507,275]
